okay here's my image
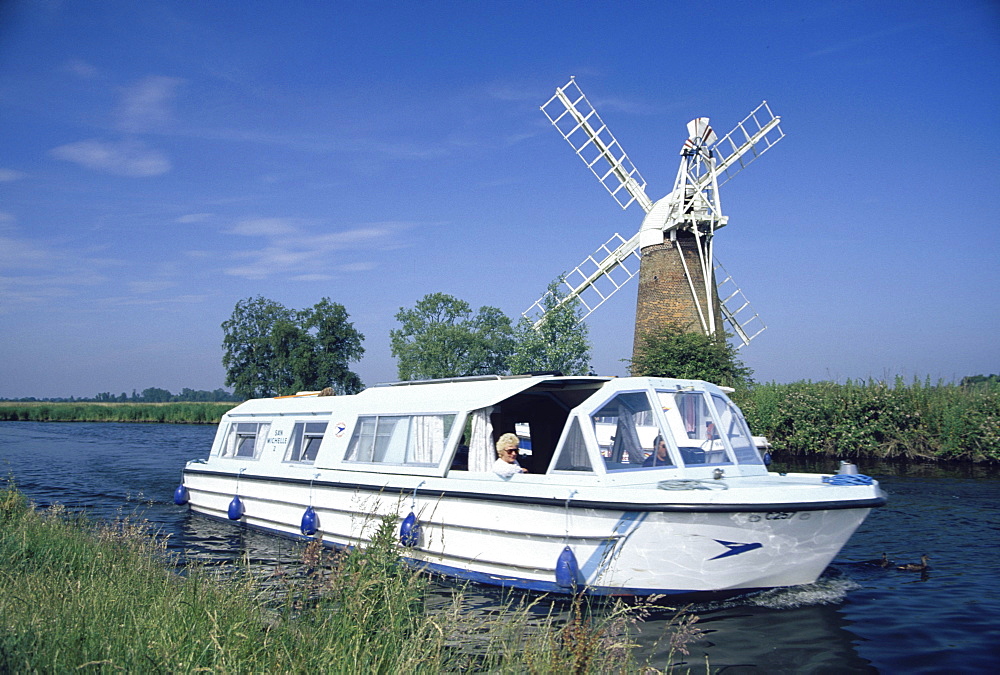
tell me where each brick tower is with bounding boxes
[632,232,723,357]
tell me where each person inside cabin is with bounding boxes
[642,435,670,467]
[493,432,529,478]
[706,421,718,440]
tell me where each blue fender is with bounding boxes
[300,506,319,535]
[555,545,580,589]
[399,511,421,547]
[227,495,244,520]
[173,484,189,505]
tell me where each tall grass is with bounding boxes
[0,481,702,672]
[735,377,1000,462]
[0,401,236,424]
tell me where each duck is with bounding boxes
[896,554,930,572]
[862,552,894,568]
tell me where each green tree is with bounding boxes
[140,387,173,402]
[390,293,514,380]
[509,278,591,376]
[222,296,365,398]
[629,323,753,389]
[222,297,291,399]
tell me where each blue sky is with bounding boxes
[1,0,998,398]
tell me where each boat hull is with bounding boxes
[183,468,877,595]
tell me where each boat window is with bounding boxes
[592,391,673,471]
[711,395,762,465]
[344,414,456,467]
[553,417,593,472]
[656,390,732,466]
[284,422,328,463]
[220,422,270,459]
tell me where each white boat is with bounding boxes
[176,374,885,596]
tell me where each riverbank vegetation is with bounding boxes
[1,380,997,462]
[0,483,700,672]
[735,377,1000,463]
[0,401,235,424]
[2,386,240,403]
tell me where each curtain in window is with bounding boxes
[556,418,592,471]
[253,423,270,457]
[220,425,234,457]
[468,406,494,472]
[410,415,444,464]
[611,401,645,465]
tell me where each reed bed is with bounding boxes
[0,401,236,424]
[0,481,702,672]
[735,378,1000,463]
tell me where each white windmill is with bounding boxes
[524,77,784,351]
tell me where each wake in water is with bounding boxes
[691,568,862,612]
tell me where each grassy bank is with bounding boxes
[0,482,700,672]
[735,378,1000,463]
[0,401,237,424]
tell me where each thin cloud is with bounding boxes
[0,266,111,313]
[0,168,26,182]
[227,217,299,236]
[50,139,171,177]
[128,280,177,294]
[290,273,336,282]
[806,21,921,58]
[65,59,100,79]
[118,75,185,132]
[0,229,127,313]
[223,223,404,280]
[96,292,211,308]
[486,83,539,102]
[0,234,60,269]
[337,261,377,272]
[175,213,214,224]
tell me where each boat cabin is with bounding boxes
[210,374,768,482]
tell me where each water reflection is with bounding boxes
[654,574,877,673]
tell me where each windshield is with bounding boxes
[711,394,762,464]
[655,390,733,466]
[591,390,673,471]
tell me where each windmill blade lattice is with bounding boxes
[715,260,767,347]
[541,78,653,212]
[708,101,784,188]
[523,232,641,328]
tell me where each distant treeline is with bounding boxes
[736,376,1000,463]
[2,377,997,462]
[0,402,237,424]
[2,387,242,404]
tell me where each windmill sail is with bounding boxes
[524,232,640,328]
[709,101,783,188]
[541,78,653,212]
[715,260,767,347]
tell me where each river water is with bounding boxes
[2,421,998,673]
